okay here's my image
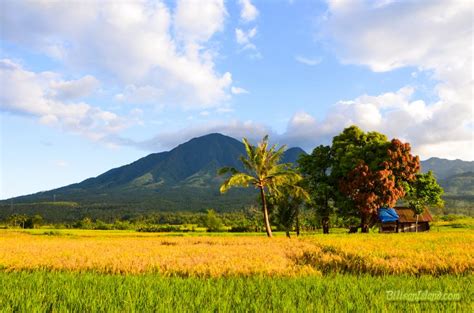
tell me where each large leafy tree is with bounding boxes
[331,126,389,231]
[383,139,420,193]
[219,135,303,237]
[406,171,444,232]
[298,145,334,234]
[339,163,403,232]
[331,126,420,232]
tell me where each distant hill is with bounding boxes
[4,133,306,212]
[439,172,474,196]
[420,159,474,216]
[420,157,474,180]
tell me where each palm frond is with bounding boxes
[220,173,256,193]
[268,145,286,165]
[242,138,254,161]
[218,167,239,176]
[239,155,254,172]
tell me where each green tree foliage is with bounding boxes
[204,209,224,232]
[24,214,44,229]
[7,214,28,228]
[406,171,444,232]
[74,217,93,229]
[219,135,304,237]
[331,126,420,232]
[269,183,309,238]
[298,145,335,234]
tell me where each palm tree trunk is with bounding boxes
[259,186,273,238]
[296,206,300,236]
[322,216,329,234]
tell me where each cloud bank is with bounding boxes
[1,0,232,108]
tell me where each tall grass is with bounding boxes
[0,271,470,312]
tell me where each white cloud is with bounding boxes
[174,0,226,44]
[281,86,473,160]
[136,120,272,151]
[115,85,164,105]
[0,0,232,109]
[231,86,249,95]
[134,84,472,159]
[235,27,258,50]
[0,59,127,142]
[295,56,322,66]
[50,75,100,101]
[312,0,474,160]
[238,0,259,22]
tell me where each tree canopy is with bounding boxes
[299,125,423,233]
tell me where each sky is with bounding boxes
[0,0,473,199]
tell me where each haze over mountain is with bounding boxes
[5,134,305,211]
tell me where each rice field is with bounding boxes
[0,229,472,311]
[0,230,472,276]
[1,272,471,312]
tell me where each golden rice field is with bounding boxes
[0,230,472,277]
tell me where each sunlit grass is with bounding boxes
[0,230,472,276]
[0,271,470,312]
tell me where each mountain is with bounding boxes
[6,133,306,211]
[420,158,474,215]
[439,172,474,196]
[420,157,474,180]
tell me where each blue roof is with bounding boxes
[378,208,399,223]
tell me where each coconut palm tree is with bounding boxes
[219,135,305,237]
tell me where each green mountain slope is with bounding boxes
[5,134,306,211]
[440,172,474,196]
[420,157,474,180]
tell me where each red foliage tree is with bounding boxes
[339,139,420,233]
[382,139,420,195]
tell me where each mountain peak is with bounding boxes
[7,133,306,209]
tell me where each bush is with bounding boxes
[440,214,464,221]
[113,220,132,230]
[94,220,111,230]
[228,226,254,232]
[137,225,182,232]
[204,209,224,232]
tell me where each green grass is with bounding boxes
[0,271,471,312]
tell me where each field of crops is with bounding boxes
[0,229,472,311]
[0,230,472,276]
[1,272,471,312]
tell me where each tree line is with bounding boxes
[220,125,444,237]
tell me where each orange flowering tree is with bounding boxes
[332,126,420,232]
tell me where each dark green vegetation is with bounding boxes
[0,271,470,312]
[421,157,474,216]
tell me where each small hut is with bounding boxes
[378,207,433,233]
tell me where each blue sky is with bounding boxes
[1,0,472,199]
